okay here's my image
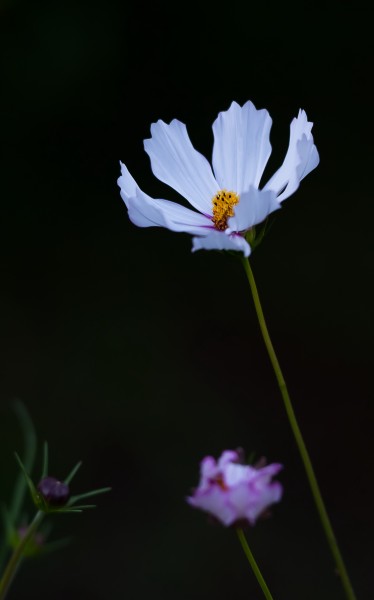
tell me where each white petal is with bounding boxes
[192,231,251,256]
[118,162,213,234]
[144,119,219,214]
[264,110,319,203]
[118,162,165,227]
[227,187,280,233]
[118,161,138,207]
[152,197,213,233]
[126,191,170,229]
[212,100,272,193]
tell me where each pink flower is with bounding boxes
[187,450,283,527]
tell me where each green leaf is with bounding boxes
[68,487,111,506]
[9,400,37,523]
[14,453,38,502]
[39,536,72,554]
[53,509,83,514]
[64,504,96,510]
[0,401,38,572]
[41,442,49,479]
[64,461,82,485]
[1,504,15,543]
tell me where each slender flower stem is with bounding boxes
[241,256,356,600]
[0,511,44,600]
[236,528,275,600]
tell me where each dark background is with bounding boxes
[0,1,373,598]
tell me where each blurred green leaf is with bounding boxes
[14,453,39,507]
[64,461,82,485]
[0,401,37,571]
[9,401,37,524]
[41,442,49,480]
[68,486,111,506]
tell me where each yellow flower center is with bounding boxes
[212,189,240,231]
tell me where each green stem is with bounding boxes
[0,511,43,600]
[241,256,356,600]
[236,528,275,600]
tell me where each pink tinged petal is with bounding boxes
[191,231,251,257]
[217,450,240,469]
[229,463,283,524]
[226,464,283,524]
[188,486,236,526]
[269,481,283,504]
[212,100,272,193]
[243,465,284,522]
[264,109,319,203]
[244,481,283,524]
[200,456,217,478]
[144,119,219,214]
[199,456,218,489]
[227,482,258,522]
[249,465,283,495]
[227,187,280,233]
[255,463,283,479]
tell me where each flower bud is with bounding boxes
[37,476,70,507]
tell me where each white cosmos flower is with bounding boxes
[118,101,319,257]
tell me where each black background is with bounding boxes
[0,1,373,598]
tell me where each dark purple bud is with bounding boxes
[37,476,70,506]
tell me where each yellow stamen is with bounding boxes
[212,189,239,231]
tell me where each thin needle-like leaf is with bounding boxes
[9,400,37,523]
[68,487,111,505]
[14,453,37,500]
[1,505,14,542]
[65,504,96,510]
[41,442,49,479]
[64,461,82,485]
[40,536,72,554]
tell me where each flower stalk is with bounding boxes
[236,528,275,600]
[0,511,44,600]
[241,256,357,600]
